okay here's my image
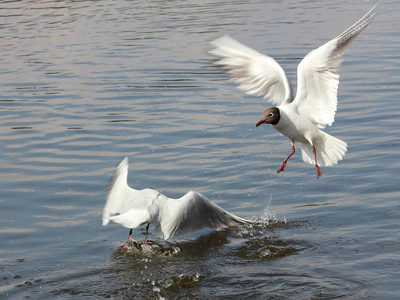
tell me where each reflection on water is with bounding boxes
[1,0,400,299]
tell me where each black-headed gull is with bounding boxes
[210,5,376,178]
[102,157,251,248]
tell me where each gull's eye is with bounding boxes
[268,112,274,117]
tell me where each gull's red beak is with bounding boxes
[255,120,265,127]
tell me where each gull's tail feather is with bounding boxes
[300,132,347,167]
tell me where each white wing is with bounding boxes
[294,5,376,128]
[156,191,251,240]
[102,156,134,226]
[103,157,161,229]
[210,35,293,105]
[103,157,158,225]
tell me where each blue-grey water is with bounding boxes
[1,0,399,299]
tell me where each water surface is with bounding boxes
[1,0,399,299]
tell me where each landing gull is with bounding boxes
[102,157,252,249]
[210,5,376,178]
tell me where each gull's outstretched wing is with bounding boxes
[156,191,251,240]
[102,157,159,229]
[210,35,293,105]
[102,157,133,226]
[294,5,376,128]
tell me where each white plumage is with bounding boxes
[102,157,251,244]
[210,5,376,178]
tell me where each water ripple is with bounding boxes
[0,0,398,299]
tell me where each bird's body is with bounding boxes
[273,105,319,145]
[102,157,251,246]
[210,5,376,178]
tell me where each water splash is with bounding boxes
[155,272,204,291]
[121,240,181,258]
[246,194,284,225]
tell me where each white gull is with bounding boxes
[102,157,251,248]
[210,5,376,178]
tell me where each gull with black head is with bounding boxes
[210,5,376,178]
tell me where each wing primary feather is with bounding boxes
[159,191,252,240]
[210,35,294,105]
[294,5,376,128]
[105,156,129,193]
[103,157,131,226]
[335,4,376,48]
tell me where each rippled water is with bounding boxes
[1,0,399,299]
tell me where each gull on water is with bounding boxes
[210,5,376,178]
[102,157,252,249]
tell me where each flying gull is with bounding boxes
[210,5,376,178]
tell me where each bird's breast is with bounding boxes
[273,107,316,143]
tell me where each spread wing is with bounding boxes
[102,157,159,229]
[102,156,134,226]
[210,35,293,105]
[156,191,251,240]
[294,5,376,128]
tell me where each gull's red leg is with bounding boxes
[277,143,295,173]
[312,146,322,179]
[121,228,133,251]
